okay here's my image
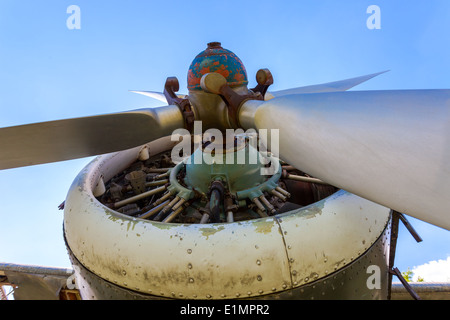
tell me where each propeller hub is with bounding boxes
[185,42,272,131]
[187,42,248,91]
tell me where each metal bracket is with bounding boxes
[390,267,422,300]
[397,211,423,243]
[200,69,273,128]
[163,77,195,132]
[250,68,274,98]
[388,211,423,300]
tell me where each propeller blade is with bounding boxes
[129,90,187,103]
[265,70,389,99]
[249,89,450,230]
[0,105,184,170]
[129,90,168,103]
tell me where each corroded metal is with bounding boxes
[187,42,248,91]
[66,215,392,300]
[200,68,271,128]
[63,138,391,300]
[163,77,195,131]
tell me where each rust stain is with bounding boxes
[199,225,225,239]
[252,219,274,234]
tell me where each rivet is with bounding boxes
[257,275,262,281]
[247,291,252,295]
[305,277,309,282]
[272,287,276,291]
[256,260,261,265]
[188,263,193,269]
[206,294,211,298]
[189,278,194,283]
[122,270,127,275]
[292,270,297,275]
[259,290,263,294]
[187,249,192,254]
[282,284,287,289]
[236,293,240,297]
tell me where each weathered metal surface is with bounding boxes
[66,217,392,300]
[277,190,390,291]
[0,263,74,300]
[187,42,248,91]
[252,221,392,300]
[199,71,268,128]
[163,77,195,131]
[64,138,391,299]
[184,141,267,195]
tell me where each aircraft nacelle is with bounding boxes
[64,136,392,299]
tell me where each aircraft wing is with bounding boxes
[0,262,80,300]
[391,282,450,300]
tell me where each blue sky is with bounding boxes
[0,0,449,282]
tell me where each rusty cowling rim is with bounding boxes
[187,42,248,91]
